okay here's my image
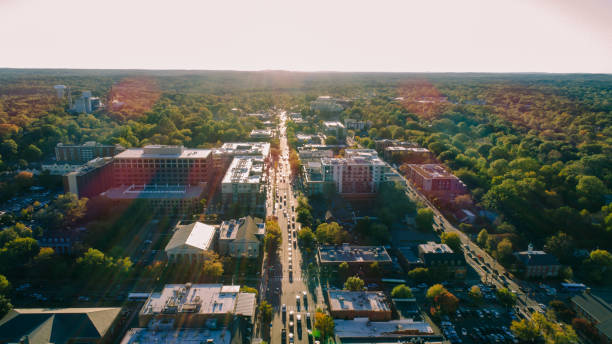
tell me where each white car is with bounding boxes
[289,310,294,320]
[297,314,302,324]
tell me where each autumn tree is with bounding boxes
[344,276,364,291]
[441,232,461,252]
[391,284,413,299]
[314,311,335,339]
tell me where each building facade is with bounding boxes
[112,145,212,187]
[514,246,562,279]
[404,164,467,201]
[165,222,218,264]
[63,157,114,198]
[221,157,267,216]
[328,290,392,321]
[417,242,466,278]
[55,142,122,163]
[218,216,265,258]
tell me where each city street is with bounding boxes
[261,112,324,344]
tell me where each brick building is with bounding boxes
[404,164,467,201]
[328,290,392,321]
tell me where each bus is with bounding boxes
[560,283,587,293]
[381,278,407,285]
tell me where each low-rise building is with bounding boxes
[328,290,392,321]
[139,284,255,327]
[296,133,323,146]
[318,244,392,267]
[0,308,123,344]
[221,157,267,216]
[571,291,612,343]
[298,148,334,161]
[514,245,561,278]
[218,216,265,258]
[249,129,273,140]
[212,142,271,171]
[39,232,79,255]
[404,164,467,201]
[102,184,204,214]
[343,118,370,131]
[417,242,466,278]
[384,147,433,164]
[375,139,416,153]
[165,222,217,263]
[322,121,346,138]
[310,96,344,113]
[55,141,123,164]
[334,317,439,343]
[63,157,114,198]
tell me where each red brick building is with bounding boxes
[404,164,466,201]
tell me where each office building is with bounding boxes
[55,141,123,164]
[221,157,267,216]
[165,222,217,263]
[102,184,205,214]
[218,216,265,258]
[63,157,114,198]
[318,244,392,267]
[328,290,392,321]
[113,145,212,187]
[404,164,467,201]
[322,121,346,138]
[139,284,256,327]
[417,242,466,278]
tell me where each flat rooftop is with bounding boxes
[418,242,454,254]
[222,157,263,185]
[385,147,430,152]
[115,145,211,159]
[319,245,391,264]
[323,121,345,128]
[321,157,386,167]
[218,142,270,157]
[335,317,435,339]
[329,290,390,312]
[407,164,457,179]
[121,328,232,344]
[102,184,204,200]
[142,284,240,316]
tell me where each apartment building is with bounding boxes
[322,121,346,138]
[55,141,123,163]
[221,156,267,216]
[404,164,467,201]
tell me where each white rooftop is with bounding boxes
[329,290,390,312]
[121,328,231,344]
[115,145,211,159]
[335,317,435,338]
[165,222,217,252]
[222,157,263,185]
[142,284,240,315]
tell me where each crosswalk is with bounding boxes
[268,276,305,282]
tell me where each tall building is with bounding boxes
[221,156,267,216]
[63,157,114,198]
[112,145,212,187]
[55,141,123,164]
[53,85,66,98]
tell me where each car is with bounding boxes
[297,314,302,324]
[303,291,307,298]
[296,295,301,304]
[289,333,294,343]
[282,328,287,341]
[282,304,287,312]
[293,241,297,248]
[306,312,311,327]
[289,321,294,330]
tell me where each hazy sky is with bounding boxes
[1,0,610,72]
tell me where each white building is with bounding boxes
[249,129,273,139]
[322,121,346,138]
[310,96,344,113]
[221,157,267,216]
[165,222,217,263]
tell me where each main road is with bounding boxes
[261,111,324,344]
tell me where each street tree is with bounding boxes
[391,284,413,299]
[415,208,434,231]
[314,312,335,339]
[344,276,364,291]
[441,232,461,252]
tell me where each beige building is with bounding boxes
[218,216,265,258]
[165,222,217,264]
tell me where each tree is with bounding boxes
[344,276,364,291]
[426,284,447,300]
[391,284,413,299]
[35,193,87,229]
[0,295,11,318]
[549,300,575,323]
[477,229,489,247]
[0,274,9,294]
[415,208,434,231]
[407,267,430,283]
[23,144,42,162]
[468,285,483,304]
[544,232,573,264]
[240,285,258,295]
[441,232,461,252]
[201,251,224,279]
[314,311,335,339]
[297,208,313,228]
[435,291,459,314]
[0,237,40,270]
[259,300,273,323]
[572,318,599,342]
[338,262,349,278]
[584,249,612,283]
[315,222,349,245]
[511,318,540,342]
[264,219,282,254]
[496,239,513,263]
[576,175,607,210]
[368,261,381,278]
[297,227,316,249]
[496,288,517,308]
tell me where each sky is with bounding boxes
[1,0,611,73]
